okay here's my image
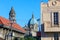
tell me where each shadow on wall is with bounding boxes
[41,23,54,37]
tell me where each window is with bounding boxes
[54,12,59,25]
[52,1,57,6]
[54,33,59,40]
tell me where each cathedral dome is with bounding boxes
[28,14,38,27]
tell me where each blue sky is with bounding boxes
[0,0,48,27]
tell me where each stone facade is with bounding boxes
[0,24,25,40]
[0,7,25,40]
[41,0,60,40]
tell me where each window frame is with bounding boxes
[54,33,59,40]
[53,12,59,25]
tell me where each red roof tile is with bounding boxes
[0,16,26,33]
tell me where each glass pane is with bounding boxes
[54,12,59,25]
[54,33,59,40]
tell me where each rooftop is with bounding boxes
[0,16,26,33]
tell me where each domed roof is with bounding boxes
[28,14,38,27]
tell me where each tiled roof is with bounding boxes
[0,16,26,33]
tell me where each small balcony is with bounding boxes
[44,22,60,32]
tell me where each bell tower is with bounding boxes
[9,7,16,23]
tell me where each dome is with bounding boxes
[28,14,38,27]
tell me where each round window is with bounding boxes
[52,1,57,6]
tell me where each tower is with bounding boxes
[28,14,38,36]
[28,14,38,31]
[9,7,16,23]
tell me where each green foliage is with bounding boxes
[24,37,37,40]
[20,38,25,40]
[14,37,37,40]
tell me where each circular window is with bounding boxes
[52,1,57,6]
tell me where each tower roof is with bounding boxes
[28,14,38,27]
[9,7,15,15]
[9,7,16,23]
[30,14,38,24]
[32,13,34,18]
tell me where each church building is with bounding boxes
[0,7,26,40]
[41,0,60,40]
[24,14,38,37]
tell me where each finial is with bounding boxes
[11,6,15,13]
[9,6,15,15]
[32,12,34,18]
[11,6,14,10]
